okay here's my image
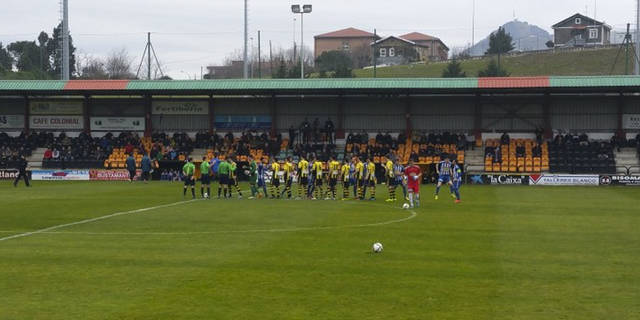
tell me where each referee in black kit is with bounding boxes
[13,155,30,187]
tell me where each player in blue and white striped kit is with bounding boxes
[451,160,462,203]
[434,156,454,200]
[257,159,268,198]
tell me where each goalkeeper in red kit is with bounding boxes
[404,159,422,208]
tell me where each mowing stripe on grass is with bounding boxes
[0,199,199,242]
[36,210,418,236]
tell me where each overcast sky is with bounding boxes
[0,0,635,79]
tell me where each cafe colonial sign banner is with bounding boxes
[151,101,208,115]
[29,115,84,130]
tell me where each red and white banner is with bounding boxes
[89,169,141,181]
[529,174,599,186]
[31,170,89,181]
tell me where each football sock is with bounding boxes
[370,183,376,199]
[183,187,187,196]
[449,185,454,194]
[218,186,222,197]
[389,185,396,200]
[207,187,211,197]
[435,186,441,195]
[455,188,461,200]
[402,185,407,199]
[201,187,204,197]
[415,194,420,207]
[343,183,349,199]
[409,193,414,207]
[191,188,195,198]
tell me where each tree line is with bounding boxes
[0,24,167,80]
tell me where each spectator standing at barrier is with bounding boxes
[325,118,335,144]
[301,118,311,144]
[288,126,297,148]
[126,153,136,182]
[13,155,30,188]
[141,153,152,183]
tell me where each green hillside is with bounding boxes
[354,47,635,78]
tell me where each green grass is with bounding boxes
[1,181,639,319]
[354,47,634,78]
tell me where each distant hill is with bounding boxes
[468,20,553,56]
[353,47,629,78]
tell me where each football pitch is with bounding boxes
[1,182,638,319]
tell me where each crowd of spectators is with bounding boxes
[150,132,195,161]
[0,132,39,168]
[294,118,335,145]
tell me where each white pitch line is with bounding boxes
[33,210,418,236]
[0,199,199,242]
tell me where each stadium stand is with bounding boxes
[345,131,466,166]
[548,133,615,174]
[484,137,549,173]
[0,132,37,169]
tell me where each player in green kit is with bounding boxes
[182,158,196,199]
[248,155,258,199]
[200,157,211,199]
[217,158,230,199]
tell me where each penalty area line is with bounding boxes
[0,199,199,242]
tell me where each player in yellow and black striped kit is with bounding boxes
[327,155,340,200]
[384,156,397,202]
[354,156,365,200]
[311,157,324,200]
[297,156,309,199]
[340,158,351,200]
[269,158,281,199]
[281,156,294,199]
[365,157,377,200]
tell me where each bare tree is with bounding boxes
[105,48,134,79]
[76,53,108,79]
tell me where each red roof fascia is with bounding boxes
[64,80,130,90]
[478,77,550,89]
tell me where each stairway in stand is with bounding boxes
[26,148,46,169]
[614,148,640,174]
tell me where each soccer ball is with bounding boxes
[372,242,383,253]
[204,192,209,198]
[402,203,410,209]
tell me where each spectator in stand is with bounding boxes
[288,125,296,148]
[516,143,525,157]
[44,148,52,160]
[301,118,311,144]
[325,118,335,144]
[500,132,510,145]
[312,118,320,143]
[532,144,542,157]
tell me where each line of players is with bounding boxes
[182,153,462,208]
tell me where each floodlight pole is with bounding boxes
[62,0,69,80]
[300,12,305,79]
[633,0,640,76]
[243,0,249,79]
[292,5,312,79]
